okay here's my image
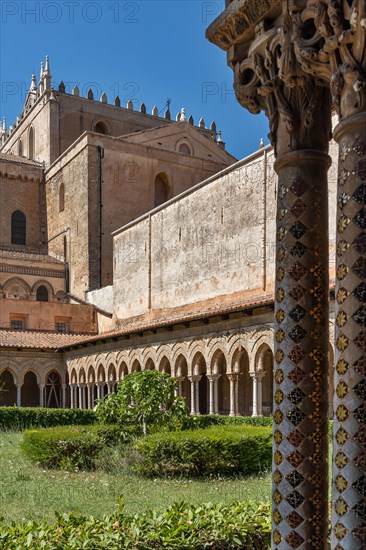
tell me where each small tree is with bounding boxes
[96,370,188,436]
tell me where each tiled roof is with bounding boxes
[0,330,91,350]
[63,293,275,349]
[0,152,43,167]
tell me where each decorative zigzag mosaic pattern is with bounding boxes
[332,135,366,550]
[273,165,329,549]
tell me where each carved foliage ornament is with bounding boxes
[232,12,331,153]
[291,0,366,119]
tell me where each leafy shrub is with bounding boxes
[96,370,188,436]
[0,500,271,549]
[181,414,272,430]
[21,424,121,470]
[0,407,96,431]
[133,425,272,477]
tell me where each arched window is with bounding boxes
[36,285,49,302]
[11,211,26,245]
[18,139,23,157]
[59,183,65,212]
[154,173,169,208]
[28,126,34,159]
[94,121,109,135]
[179,143,191,155]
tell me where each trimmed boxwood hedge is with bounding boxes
[21,424,121,469]
[0,407,96,431]
[182,415,272,430]
[133,425,272,477]
[0,500,271,549]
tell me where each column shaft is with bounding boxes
[16,384,21,407]
[331,113,366,549]
[272,151,330,549]
[195,379,200,415]
[189,377,195,415]
[251,375,258,417]
[208,377,215,415]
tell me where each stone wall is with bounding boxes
[0,157,45,250]
[113,142,338,324]
[86,285,113,314]
[46,142,92,297]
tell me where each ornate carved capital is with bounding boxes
[208,1,332,156]
[206,0,281,52]
[235,22,331,154]
[292,0,366,119]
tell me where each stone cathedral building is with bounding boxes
[0,56,337,418]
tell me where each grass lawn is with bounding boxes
[0,431,271,523]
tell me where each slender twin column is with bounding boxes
[227,373,239,416]
[188,375,201,415]
[39,384,44,408]
[250,371,264,417]
[331,113,366,549]
[207,374,221,414]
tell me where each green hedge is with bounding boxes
[182,415,272,430]
[21,424,121,470]
[0,500,271,549]
[133,425,272,477]
[0,407,96,431]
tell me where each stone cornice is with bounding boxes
[206,0,281,51]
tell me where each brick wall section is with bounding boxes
[0,158,45,249]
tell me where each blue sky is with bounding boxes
[0,0,269,159]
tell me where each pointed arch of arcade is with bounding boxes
[22,370,40,407]
[159,356,171,374]
[118,361,128,381]
[0,369,18,406]
[187,342,208,376]
[191,351,208,415]
[230,345,251,416]
[253,343,274,417]
[144,358,155,371]
[131,359,142,373]
[107,363,117,394]
[211,348,229,415]
[174,354,190,408]
[44,370,62,408]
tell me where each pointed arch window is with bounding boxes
[11,211,26,245]
[154,173,170,208]
[28,126,34,159]
[18,139,23,156]
[59,183,65,212]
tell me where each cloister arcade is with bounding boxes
[65,335,279,416]
[0,332,335,416]
[0,367,67,408]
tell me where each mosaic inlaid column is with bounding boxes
[332,111,366,550]
[290,1,366,546]
[272,149,331,549]
[206,2,332,547]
